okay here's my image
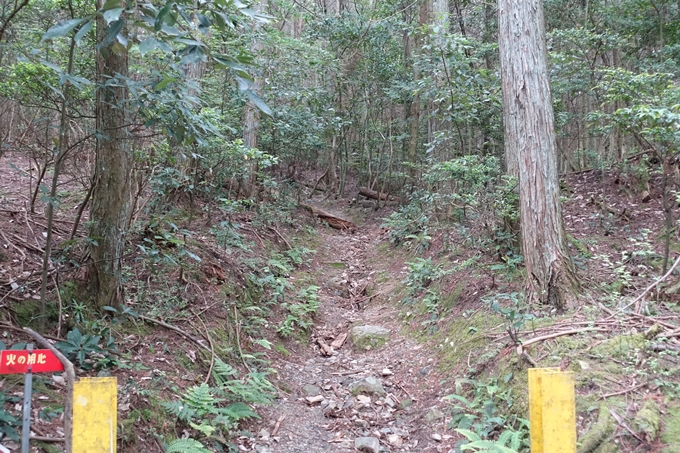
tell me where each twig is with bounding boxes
[138,315,210,353]
[240,226,265,247]
[609,408,644,442]
[10,232,44,254]
[354,292,383,306]
[23,208,41,250]
[600,382,647,400]
[517,327,607,357]
[24,328,74,453]
[521,327,607,348]
[268,226,291,250]
[52,276,63,338]
[271,415,285,437]
[395,382,413,400]
[607,255,680,318]
[30,436,65,442]
[233,306,251,372]
[330,369,363,376]
[192,310,215,385]
[0,230,26,260]
[522,351,538,367]
[192,300,222,318]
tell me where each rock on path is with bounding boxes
[250,226,455,453]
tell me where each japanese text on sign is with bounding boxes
[0,350,64,374]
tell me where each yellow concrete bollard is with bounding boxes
[72,377,117,453]
[528,368,576,453]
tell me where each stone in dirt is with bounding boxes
[349,376,386,396]
[355,436,381,453]
[305,395,324,404]
[303,384,322,396]
[388,433,403,447]
[426,407,445,423]
[350,325,390,350]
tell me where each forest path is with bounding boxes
[249,217,457,453]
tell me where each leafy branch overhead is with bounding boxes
[40,0,272,122]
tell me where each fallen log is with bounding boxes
[300,204,356,231]
[358,187,399,202]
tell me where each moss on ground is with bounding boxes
[634,398,661,440]
[578,405,616,453]
[661,403,680,452]
[434,309,504,372]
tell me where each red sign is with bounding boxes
[0,350,65,374]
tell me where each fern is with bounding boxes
[211,358,238,387]
[219,372,275,405]
[163,359,274,448]
[183,384,223,416]
[222,402,260,420]
[212,358,275,405]
[161,400,197,422]
[163,384,221,421]
[166,438,212,453]
[455,428,520,453]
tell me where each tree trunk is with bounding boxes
[243,0,265,198]
[498,0,579,309]
[404,1,429,186]
[89,2,132,311]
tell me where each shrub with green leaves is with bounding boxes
[55,328,117,370]
[277,285,320,338]
[445,377,529,452]
[0,390,21,442]
[163,358,275,450]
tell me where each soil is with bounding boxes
[1,151,680,453]
[248,221,456,453]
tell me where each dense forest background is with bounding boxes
[2,0,680,452]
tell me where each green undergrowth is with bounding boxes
[1,206,324,451]
[376,219,680,452]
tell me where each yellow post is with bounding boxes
[528,368,576,453]
[72,377,117,453]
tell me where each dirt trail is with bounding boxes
[249,219,457,453]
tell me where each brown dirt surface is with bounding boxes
[2,155,680,452]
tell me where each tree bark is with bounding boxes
[89,2,132,311]
[498,0,579,309]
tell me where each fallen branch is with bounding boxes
[268,226,292,250]
[354,291,383,306]
[609,408,644,442]
[0,230,26,260]
[299,204,355,230]
[330,332,348,349]
[192,310,216,385]
[599,382,647,400]
[10,232,44,254]
[138,315,210,353]
[358,187,399,202]
[233,306,251,372]
[271,415,285,437]
[24,328,74,453]
[521,351,538,367]
[517,327,607,358]
[607,255,680,318]
[30,436,65,442]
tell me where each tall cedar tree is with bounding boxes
[498,0,579,309]
[89,1,132,310]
